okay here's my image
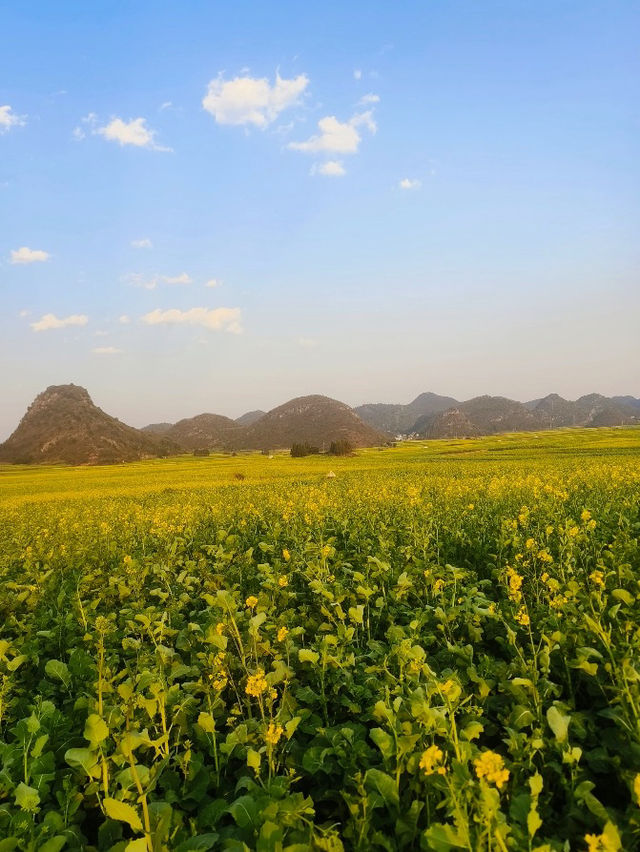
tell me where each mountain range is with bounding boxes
[0,385,637,465]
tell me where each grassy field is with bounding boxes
[1,428,639,850]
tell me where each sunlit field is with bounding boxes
[1,428,640,850]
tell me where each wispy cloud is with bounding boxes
[125,271,191,290]
[289,111,376,155]
[0,105,26,133]
[205,278,222,288]
[30,313,88,332]
[202,71,308,127]
[119,315,131,324]
[399,177,421,190]
[131,238,153,249]
[353,69,362,81]
[311,160,346,177]
[92,346,123,355]
[10,246,50,264]
[163,272,191,285]
[358,93,380,106]
[141,307,242,334]
[75,113,171,151]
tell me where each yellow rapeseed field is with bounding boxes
[1,427,639,850]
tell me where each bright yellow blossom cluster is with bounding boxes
[245,670,268,697]
[474,751,510,789]
[419,745,446,776]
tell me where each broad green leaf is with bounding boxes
[31,733,49,758]
[65,747,100,777]
[125,841,148,852]
[370,727,395,759]
[198,711,216,733]
[364,768,399,809]
[175,835,220,852]
[247,747,261,772]
[228,794,259,830]
[423,822,469,850]
[84,713,109,748]
[298,649,319,664]
[104,797,144,832]
[14,782,40,812]
[39,838,67,852]
[45,659,71,687]
[546,705,570,743]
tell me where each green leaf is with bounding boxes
[45,659,71,687]
[125,841,148,852]
[529,772,543,797]
[527,808,542,838]
[298,649,319,664]
[228,794,259,830]
[39,838,67,852]
[14,782,40,812]
[65,747,100,777]
[612,588,635,606]
[175,835,220,852]
[546,705,570,743]
[247,747,261,772]
[84,713,109,748]
[198,711,216,733]
[104,797,144,832]
[461,721,484,741]
[364,768,399,809]
[423,822,469,850]
[31,733,49,758]
[370,727,395,760]
[0,841,19,852]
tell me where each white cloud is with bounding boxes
[19,309,30,317]
[93,346,123,355]
[289,111,376,155]
[141,307,242,334]
[10,246,50,264]
[94,330,109,337]
[205,278,222,288]
[202,71,309,128]
[353,69,362,81]
[311,160,346,177]
[159,101,173,111]
[30,313,88,332]
[131,238,153,249]
[358,93,380,106]
[96,117,171,151]
[0,105,26,133]
[399,178,421,190]
[163,272,191,285]
[119,314,131,324]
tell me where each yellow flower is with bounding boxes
[265,722,284,746]
[525,538,535,550]
[440,679,456,697]
[515,606,530,626]
[467,503,474,510]
[277,626,289,642]
[568,526,579,538]
[419,745,445,776]
[585,834,601,852]
[278,575,289,588]
[634,772,640,804]
[433,579,444,593]
[212,677,227,691]
[581,509,592,523]
[282,548,291,562]
[215,622,225,635]
[245,670,268,697]
[245,595,258,609]
[587,519,597,531]
[589,570,605,588]
[474,751,510,789]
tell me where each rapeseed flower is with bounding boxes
[474,751,509,789]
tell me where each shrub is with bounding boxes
[290,442,320,457]
[329,439,354,456]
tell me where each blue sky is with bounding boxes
[1,1,638,437]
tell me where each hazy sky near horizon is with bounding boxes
[1,1,638,439]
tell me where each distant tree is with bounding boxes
[329,439,354,456]
[193,448,209,456]
[290,442,320,457]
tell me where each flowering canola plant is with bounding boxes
[0,427,639,850]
